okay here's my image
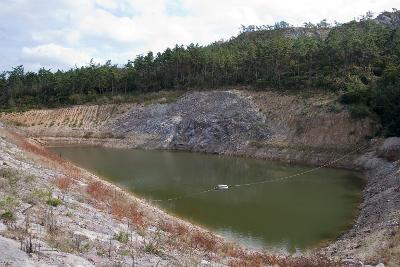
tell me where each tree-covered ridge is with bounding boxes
[0,10,399,136]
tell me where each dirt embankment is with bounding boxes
[0,89,398,266]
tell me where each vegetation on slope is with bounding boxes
[0,10,399,136]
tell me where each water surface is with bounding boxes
[51,147,364,251]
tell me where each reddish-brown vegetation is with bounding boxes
[16,134,82,178]
[55,176,73,191]
[229,252,338,267]
[22,140,65,165]
[86,181,112,200]
[190,231,218,252]
[129,206,146,228]
[111,199,130,219]
[159,221,189,238]
[111,200,146,228]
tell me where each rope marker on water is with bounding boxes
[149,143,369,203]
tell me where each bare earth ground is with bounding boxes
[0,89,399,266]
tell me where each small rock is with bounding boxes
[0,222,7,232]
[200,259,210,266]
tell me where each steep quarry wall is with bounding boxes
[0,90,376,167]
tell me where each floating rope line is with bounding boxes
[149,143,369,202]
[151,188,215,202]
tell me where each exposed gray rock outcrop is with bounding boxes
[375,10,400,28]
[110,91,270,153]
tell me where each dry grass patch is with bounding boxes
[55,176,74,191]
[86,180,147,228]
[86,181,112,200]
[159,221,189,238]
[229,252,340,267]
[190,231,218,252]
[385,227,400,267]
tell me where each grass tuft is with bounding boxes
[47,197,62,207]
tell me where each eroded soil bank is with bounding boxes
[1,89,399,266]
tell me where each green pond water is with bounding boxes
[50,147,364,251]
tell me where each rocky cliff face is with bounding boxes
[109,91,270,153]
[375,10,400,28]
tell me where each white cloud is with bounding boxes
[21,43,97,70]
[95,0,119,11]
[0,0,398,71]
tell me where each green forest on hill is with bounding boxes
[0,10,399,136]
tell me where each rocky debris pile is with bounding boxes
[110,91,271,153]
[378,137,400,162]
[322,138,400,263]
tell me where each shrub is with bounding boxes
[349,103,371,118]
[1,210,15,221]
[47,198,62,207]
[339,76,370,105]
[371,79,400,136]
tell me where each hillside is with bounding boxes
[0,10,399,136]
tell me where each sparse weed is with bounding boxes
[0,168,18,179]
[114,231,129,244]
[64,211,73,217]
[0,196,17,210]
[32,188,52,202]
[47,232,75,253]
[144,243,162,256]
[24,174,36,183]
[0,168,20,190]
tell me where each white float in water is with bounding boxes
[215,184,229,190]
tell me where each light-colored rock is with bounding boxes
[0,222,6,232]
[380,137,400,152]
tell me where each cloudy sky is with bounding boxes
[0,0,397,71]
